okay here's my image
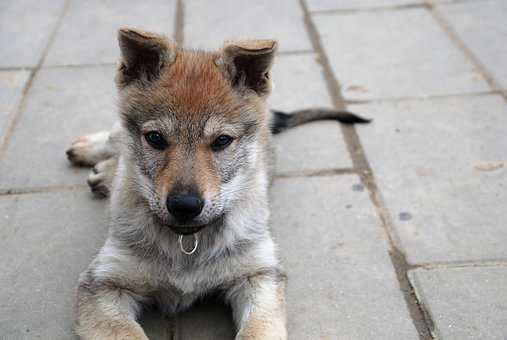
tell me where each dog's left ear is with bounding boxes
[221,40,277,96]
[116,28,176,88]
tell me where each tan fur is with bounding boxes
[118,50,260,121]
[237,284,287,340]
[194,146,220,195]
[161,52,239,118]
[76,292,148,340]
[153,144,221,199]
[69,28,286,340]
[120,47,268,199]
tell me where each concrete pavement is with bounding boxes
[1,0,506,339]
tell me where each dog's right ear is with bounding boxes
[116,28,176,88]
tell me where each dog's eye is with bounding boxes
[144,131,167,150]
[211,135,234,151]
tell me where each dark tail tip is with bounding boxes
[336,112,372,125]
[271,110,291,134]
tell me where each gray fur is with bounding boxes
[69,114,286,339]
[68,30,290,340]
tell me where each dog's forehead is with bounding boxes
[121,49,265,135]
[157,51,242,117]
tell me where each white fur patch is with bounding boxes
[66,130,115,166]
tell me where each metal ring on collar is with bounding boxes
[178,234,199,255]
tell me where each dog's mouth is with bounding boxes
[168,225,206,235]
[163,214,224,236]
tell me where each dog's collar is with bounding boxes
[178,234,199,255]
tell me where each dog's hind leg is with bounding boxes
[66,130,114,166]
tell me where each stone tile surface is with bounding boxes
[0,66,117,190]
[270,175,418,339]
[0,0,65,67]
[176,301,235,339]
[3,0,507,338]
[314,8,490,100]
[184,0,312,52]
[0,70,30,144]
[268,54,332,112]
[355,95,507,264]
[274,122,352,174]
[306,0,422,11]
[141,311,176,340]
[409,266,507,340]
[45,0,175,66]
[437,0,507,90]
[0,190,108,339]
[269,54,353,173]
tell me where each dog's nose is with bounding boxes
[166,195,204,222]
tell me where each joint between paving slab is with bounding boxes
[311,3,429,16]
[342,89,504,105]
[274,168,358,179]
[299,0,435,338]
[428,0,492,5]
[174,0,184,46]
[42,62,117,70]
[425,0,507,102]
[406,272,439,339]
[277,49,315,56]
[0,66,35,72]
[0,0,71,162]
[0,184,89,196]
[412,259,507,270]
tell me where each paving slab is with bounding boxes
[314,8,490,100]
[44,0,175,66]
[409,266,507,340]
[354,95,507,264]
[0,190,108,339]
[270,175,419,339]
[0,0,65,68]
[437,0,507,91]
[176,301,235,339]
[274,122,352,174]
[184,0,312,52]
[0,66,117,190]
[0,70,30,144]
[306,0,422,12]
[141,310,176,340]
[269,54,332,112]
[270,54,352,174]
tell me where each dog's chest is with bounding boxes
[144,255,235,312]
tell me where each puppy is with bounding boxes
[66,28,368,340]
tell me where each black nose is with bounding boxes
[166,195,204,222]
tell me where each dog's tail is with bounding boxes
[270,108,371,134]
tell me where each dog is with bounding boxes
[66,28,369,340]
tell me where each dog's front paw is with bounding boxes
[236,330,287,340]
[66,131,110,166]
[87,158,117,198]
[235,318,287,340]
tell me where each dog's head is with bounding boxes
[115,28,276,235]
